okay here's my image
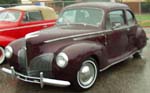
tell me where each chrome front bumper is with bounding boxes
[1,66,71,88]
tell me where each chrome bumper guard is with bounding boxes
[1,66,71,88]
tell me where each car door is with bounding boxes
[19,11,55,37]
[105,10,129,60]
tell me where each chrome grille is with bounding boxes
[18,47,54,78]
[18,47,27,70]
[28,53,54,78]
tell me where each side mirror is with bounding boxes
[112,22,121,29]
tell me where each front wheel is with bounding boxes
[74,59,98,90]
[0,47,5,64]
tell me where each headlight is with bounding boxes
[56,52,68,68]
[5,46,13,58]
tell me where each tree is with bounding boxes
[0,0,18,4]
[54,0,75,7]
[63,0,75,6]
[146,0,150,2]
[82,0,111,2]
[141,1,150,13]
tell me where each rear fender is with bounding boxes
[135,27,147,49]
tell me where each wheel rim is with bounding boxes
[77,60,97,89]
[0,47,5,64]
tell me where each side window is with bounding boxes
[106,10,125,29]
[126,10,135,25]
[23,11,43,22]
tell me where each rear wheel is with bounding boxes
[74,58,98,90]
[0,47,5,64]
[133,49,142,58]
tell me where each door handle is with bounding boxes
[126,28,130,31]
[104,34,108,46]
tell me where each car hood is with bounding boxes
[0,22,18,29]
[25,25,101,45]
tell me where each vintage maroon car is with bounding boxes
[0,5,57,64]
[2,2,147,90]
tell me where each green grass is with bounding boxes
[135,14,150,27]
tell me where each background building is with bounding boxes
[122,0,149,14]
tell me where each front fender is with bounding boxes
[0,36,16,47]
[62,42,105,68]
[53,41,108,81]
[6,38,26,69]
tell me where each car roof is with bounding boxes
[8,5,52,11]
[64,2,129,10]
[8,5,57,20]
[8,5,54,12]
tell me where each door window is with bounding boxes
[126,10,135,25]
[106,10,125,29]
[23,11,43,22]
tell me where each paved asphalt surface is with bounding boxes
[0,28,150,93]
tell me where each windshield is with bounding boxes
[57,8,103,26]
[0,10,21,22]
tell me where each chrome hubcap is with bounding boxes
[77,60,97,89]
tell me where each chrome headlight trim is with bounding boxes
[5,46,13,58]
[56,52,68,68]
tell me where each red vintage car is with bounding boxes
[0,5,57,64]
[2,2,147,90]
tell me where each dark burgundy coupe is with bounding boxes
[2,2,147,90]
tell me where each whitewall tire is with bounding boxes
[0,47,5,64]
[74,59,98,90]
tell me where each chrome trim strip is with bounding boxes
[25,31,40,39]
[45,25,134,43]
[44,30,111,43]
[0,22,55,32]
[99,50,138,72]
[74,33,105,40]
[44,23,135,43]
[73,26,138,40]
[25,34,39,39]
[1,67,71,88]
